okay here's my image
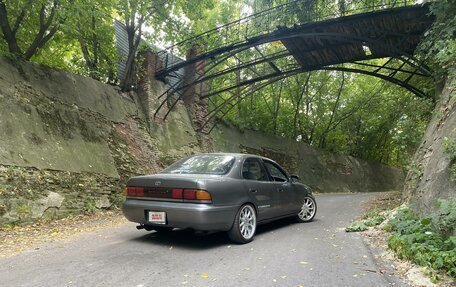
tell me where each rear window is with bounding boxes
[161,155,235,175]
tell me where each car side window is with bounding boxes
[242,158,269,181]
[264,161,288,182]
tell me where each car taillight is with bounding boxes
[195,190,212,201]
[183,189,197,200]
[180,189,212,202]
[171,188,183,199]
[126,187,145,197]
[125,186,211,202]
[182,189,212,201]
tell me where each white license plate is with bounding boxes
[147,211,166,224]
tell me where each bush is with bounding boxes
[346,212,386,232]
[385,201,456,280]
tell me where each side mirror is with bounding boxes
[290,175,300,182]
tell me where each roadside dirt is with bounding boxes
[0,210,127,258]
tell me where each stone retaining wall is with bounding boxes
[0,57,404,226]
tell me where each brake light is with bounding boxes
[171,188,183,199]
[126,187,145,197]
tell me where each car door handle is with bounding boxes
[249,188,258,193]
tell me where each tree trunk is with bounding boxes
[0,1,22,56]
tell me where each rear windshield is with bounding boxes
[161,155,235,175]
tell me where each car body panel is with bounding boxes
[243,180,277,221]
[123,199,238,231]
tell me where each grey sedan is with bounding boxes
[122,153,317,243]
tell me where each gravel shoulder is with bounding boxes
[0,210,127,258]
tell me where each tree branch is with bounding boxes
[0,0,22,55]
[24,0,60,60]
[12,0,33,35]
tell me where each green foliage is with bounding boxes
[346,221,368,232]
[346,211,385,232]
[0,0,68,60]
[432,199,456,237]
[220,66,432,167]
[109,192,125,209]
[385,202,456,280]
[407,161,423,181]
[15,203,30,217]
[443,137,456,181]
[0,0,218,82]
[418,0,456,75]
[83,198,97,214]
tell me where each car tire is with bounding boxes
[296,195,317,223]
[228,204,257,244]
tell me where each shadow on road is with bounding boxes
[129,217,318,250]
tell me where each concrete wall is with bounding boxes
[0,57,404,226]
[213,124,404,193]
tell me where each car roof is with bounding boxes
[191,152,276,162]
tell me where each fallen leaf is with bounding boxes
[280,275,287,279]
[299,261,309,265]
[200,273,209,278]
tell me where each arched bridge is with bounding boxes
[149,0,434,132]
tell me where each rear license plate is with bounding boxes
[147,211,166,224]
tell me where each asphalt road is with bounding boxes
[0,193,407,287]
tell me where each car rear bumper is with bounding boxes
[122,199,239,231]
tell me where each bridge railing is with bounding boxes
[156,0,418,75]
